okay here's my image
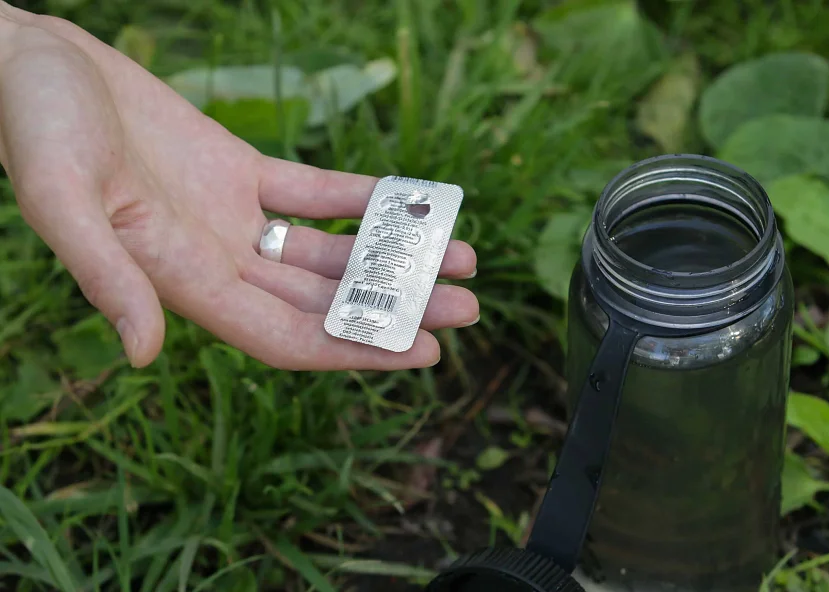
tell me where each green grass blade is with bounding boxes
[395,0,423,171]
[156,556,183,592]
[307,554,437,579]
[85,439,167,490]
[156,353,181,450]
[0,560,55,585]
[200,347,231,480]
[191,555,264,592]
[178,535,201,592]
[274,534,336,592]
[0,485,78,591]
[156,453,218,488]
[252,448,445,477]
[29,485,168,518]
[117,466,132,591]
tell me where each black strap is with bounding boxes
[526,320,640,573]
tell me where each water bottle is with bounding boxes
[565,154,792,590]
[425,154,793,592]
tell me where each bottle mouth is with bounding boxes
[583,154,783,330]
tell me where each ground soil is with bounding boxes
[348,340,569,591]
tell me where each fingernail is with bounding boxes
[464,268,477,279]
[430,354,441,367]
[460,315,480,328]
[116,317,139,367]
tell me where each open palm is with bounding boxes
[0,5,478,370]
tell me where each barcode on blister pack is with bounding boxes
[346,285,398,312]
[389,176,438,188]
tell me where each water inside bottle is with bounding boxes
[610,201,758,273]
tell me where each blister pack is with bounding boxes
[324,176,464,352]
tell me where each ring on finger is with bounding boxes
[259,219,291,263]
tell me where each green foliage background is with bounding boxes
[2,0,829,590]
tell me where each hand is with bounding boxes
[0,4,479,371]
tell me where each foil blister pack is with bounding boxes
[324,176,464,352]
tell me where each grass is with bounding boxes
[1,0,829,590]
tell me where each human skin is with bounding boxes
[0,3,479,371]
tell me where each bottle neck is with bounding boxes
[583,155,784,332]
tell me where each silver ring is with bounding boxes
[259,219,291,263]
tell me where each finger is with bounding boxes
[173,274,442,371]
[258,156,378,219]
[280,225,477,280]
[419,284,480,330]
[17,192,166,368]
[240,256,332,314]
[241,256,480,330]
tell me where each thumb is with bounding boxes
[0,37,166,367]
[18,191,166,368]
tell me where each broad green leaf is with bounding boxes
[166,65,304,108]
[205,98,309,155]
[787,392,829,454]
[226,567,258,592]
[564,159,634,198]
[113,25,156,68]
[285,47,363,73]
[476,446,510,471]
[167,59,397,127]
[302,60,397,125]
[534,0,665,102]
[717,115,829,186]
[699,52,829,149]
[792,345,820,367]
[534,207,592,301]
[0,486,78,591]
[0,203,21,224]
[636,53,700,152]
[781,452,829,515]
[52,314,123,379]
[1,355,59,422]
[766,175,829,265]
